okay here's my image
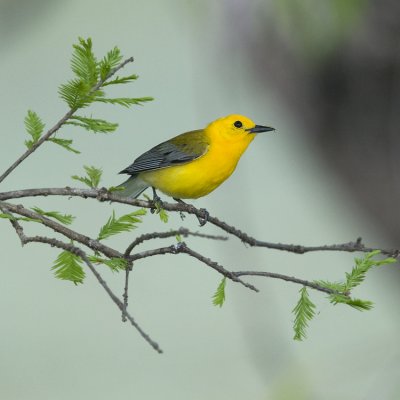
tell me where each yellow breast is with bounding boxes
[140,125,255,199]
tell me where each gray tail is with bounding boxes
[117,175,149,198]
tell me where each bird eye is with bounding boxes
[234,121,243,128]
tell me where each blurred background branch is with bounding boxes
[225,0,400,241]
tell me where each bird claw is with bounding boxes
[174,197,208,226]
[197,208,209,227]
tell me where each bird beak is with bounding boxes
[246,125,275,134]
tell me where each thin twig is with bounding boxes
[122,261,133,322]
[78,253,161,353]
[234,271,342,296]
[129,242,259,292]
[124,227,227,255]
[0,57,134,185]
[179,244,259,292]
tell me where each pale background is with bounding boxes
[0,1,399,399]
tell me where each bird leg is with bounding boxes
[198,208,209,226]
[173,198,209,227]
[151,187,164,214]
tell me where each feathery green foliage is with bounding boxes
[48,138,81,153]
[58,37,153,111]
[52,250,85,284]
[102,74,138,86]
[0,213,40,223]
[158,208,169,223]
[31,207,75,225]
[311,280,346,293]
[292,287,316,341]
[58,79,100,109]
[24,110,45,149]
[344,250,396,291]
[212,277,227,307]
[0,213,15,220]
[143,193,169,223]
[107,186,126,193]
[290,251,396,340]
[58,38,100,109]
[99,47,123,80]
[328,294,373,310]
[88,255,128,272]
[98,209,146,241]
[71,37,98,85]
[71,165,102,188]
[66,116,118,133]
[94,96,153,108]
[0,213,31,222]
[314,250,396,311]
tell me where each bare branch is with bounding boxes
[78,252,162,353]
[234,270,341,296]
[124,227,227,255]
[129,242,259,292]
[122,261,133,322]
[179,244,259,292]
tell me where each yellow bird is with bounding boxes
[118,114,274,200]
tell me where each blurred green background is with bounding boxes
[1,1,399,399]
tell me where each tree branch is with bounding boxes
[0,57,134,185]
[234,270,341,296]
[78,252,162,353]
[1,187,398,257]
[124,227,227,256]
[122,260,133,322]
[1,182,395,351]
[128,242,259,292]
[0,201,122,259]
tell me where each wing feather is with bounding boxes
[119,130,208,175]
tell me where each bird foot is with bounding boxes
[151,187,164,214]
[198,208,209,227]
[174,197,208,226]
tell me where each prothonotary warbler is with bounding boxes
[118,114,274,200]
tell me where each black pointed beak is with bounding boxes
[246,125,275,134]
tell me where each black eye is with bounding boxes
[234,120,243,128]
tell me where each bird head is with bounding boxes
[206,114,275,143]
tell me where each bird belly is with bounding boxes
[140,145,243,199]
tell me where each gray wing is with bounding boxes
[119,130,208,175]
